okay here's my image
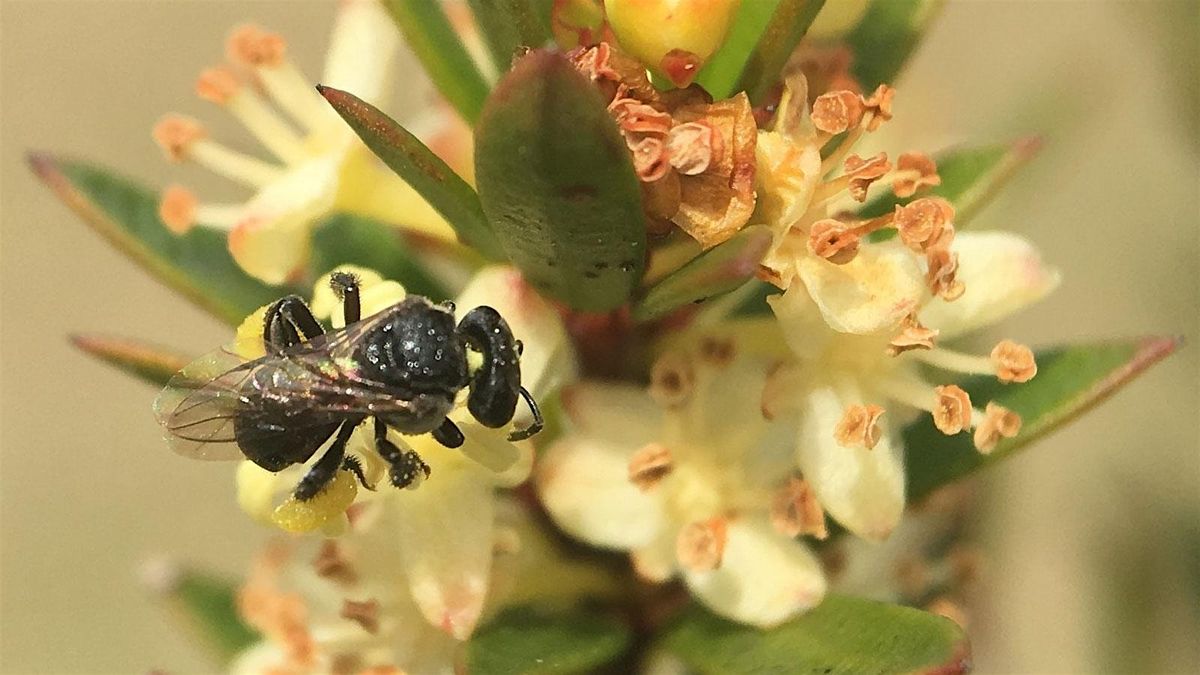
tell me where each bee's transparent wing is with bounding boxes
[153,344,255,461]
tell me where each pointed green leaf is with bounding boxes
[634,226,773,321]
[309,213,454,300]
[146,563,259,664]
[663,598,969,674]
[467,0,553,73]
[906,337,1180,502]
[317,86,505,260]
[695,0,783,99]
[859,137,1043,226]
[29,154,281,325]
[732,0,827,104]
[381,0,491,124]
[468,605,631,673]
[475,49,646,311]
[70,334,190,388]
[845,0,943,91]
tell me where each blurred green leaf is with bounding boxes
[152,566,258,664]
[859,137,1043,226]
[733,0,827,104]
[695,0,783,99]
[29,154,281,326]
[634,226,773,322]
[468,0,553,73]
[845,0,943,91]
[381,0,491,124]
[663,597,969,674]
[309,213,452,300]
[70,334,189,387]
[906,337,1180,502]
[318,86,505,260]
[475,49,646,311]
[468,605,631,673]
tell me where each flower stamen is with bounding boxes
[972,402,1022,453]
[676,517,729,572]
[990,339,1038,383]
[196,66,307,164]
[339,598,381,634]
[834,404,885,449]
[628,443,674,491]
[227,25,329,132]
[153,115,284,187]
[932,385,972,435]
[886,313,939,356]
[770,477,828,540]
[158,184,242,234]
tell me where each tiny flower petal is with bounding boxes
[797,241,927,335]
[682,518,827,628]
[561,382,664,448]
[321,0,398,107]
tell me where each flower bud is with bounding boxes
[604,0,742,86]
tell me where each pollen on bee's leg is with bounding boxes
[834,404,885,449]
[628,443,674,491]
[340,598,381,634]
[933,385,972,435]
[990,339,1037,383]
[196,65,306,164]
[770,476,827,540]
[972,402,1022,453]
[227,24,329,132]
[676,517,729,572]
[271,470,359,533]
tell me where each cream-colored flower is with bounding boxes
[236,265,574,641]
[536,332,827,628]
[153,0,465,284]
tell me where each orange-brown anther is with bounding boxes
[312,540,357,585]
[158,185,198,235]
[649,352,695,409]
[630,136,671,181]
[887,313,939,355]
[770,477,828,539]
[811,90,864,135]
[152,115,206,161]
[339,599,381,635]
[991,340,1037,383]
[843,152,892,202]
[973,402,1021,453]
[667,121,722,176]
[893,197,955,252]
[227,25,287,67]
[933,385,972,435]
[238,546,316,668]
[862,84,896,131]
[195,66,241,104]
[893,152,941,198]
[628,443,674,491]
[926,246,966,301]
[834,404,886,449]
[698,336,735,367]
[610,98,672,136]
[676,518,729,572]
[808,219,861,265]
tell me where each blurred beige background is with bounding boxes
[1,1,1197,673]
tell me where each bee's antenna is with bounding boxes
[507,387,543,441]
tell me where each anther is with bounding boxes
[676,517,728,572]
[152,115,206,161]
[649,352,695,409]
[861,84,896,131]
[226,25,287,67]
[808,219,861,265]
[886,313,939,356]
[843,152,892,202]
[926,246,965,301]
[893,152,941,197]
[893,197,954,253]
[158,185,197,235]
[195,66,241,104]
[973,402,1021,453]
[990,340,1037,383]
[339,598,380,634]
[312,540,357,585]
[667,121,721,176]
[834,404,885,449]
[628,443,674,491]
[932,385,972,435]
[811,90,864,135]
[770,477,828,539]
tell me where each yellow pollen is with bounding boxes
[808,218,861,265]
[770,477,828,540]
[195,66,241,104]
[339,598,381,635]
[834,404,886,449]
[676,517,728,572]
[158,184,197,235]
[628,443,674,491]
[990,340,1037,383]
[933,385,972,435]
[973,402,1021,453]
[226,24,287,67]
[152,114,206,161]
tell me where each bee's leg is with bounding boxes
[264,295,325,354]
[431,418,464,449]
[293,422,356,501]
[374,417,430,489]
[506,387,544,442]
[329,271,362,324]
[341,454,376,491]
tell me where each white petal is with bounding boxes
[919,231,1060,339]
[536,435,668,551]
[384,454,495,640]
[682,518,826,628]
[321,0,398,105]
[560,382,663,448]
[458,421,521,474]
[455,266,574,397]
[632,530,679,583]
[798,241,927,335]
[796,385,905,541]
[767,284,838,360]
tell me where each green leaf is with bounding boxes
[467,0,553,73]
[381,0,492,124]
[906,337,1180,502]
[845,0,943,91]
[70,334,190,388]
[318,86,505,260]
[28,154,281,326]
[468,605,631,673]
[859,137,1043,226]
[150,565,259,664]
[475,49,646,311]
[732,0,827,104]
[663,597,969,675]
[634,226,773,322]
[309,213,453,300]
[695,0,782,99]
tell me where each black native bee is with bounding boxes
[154,272,543,500]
